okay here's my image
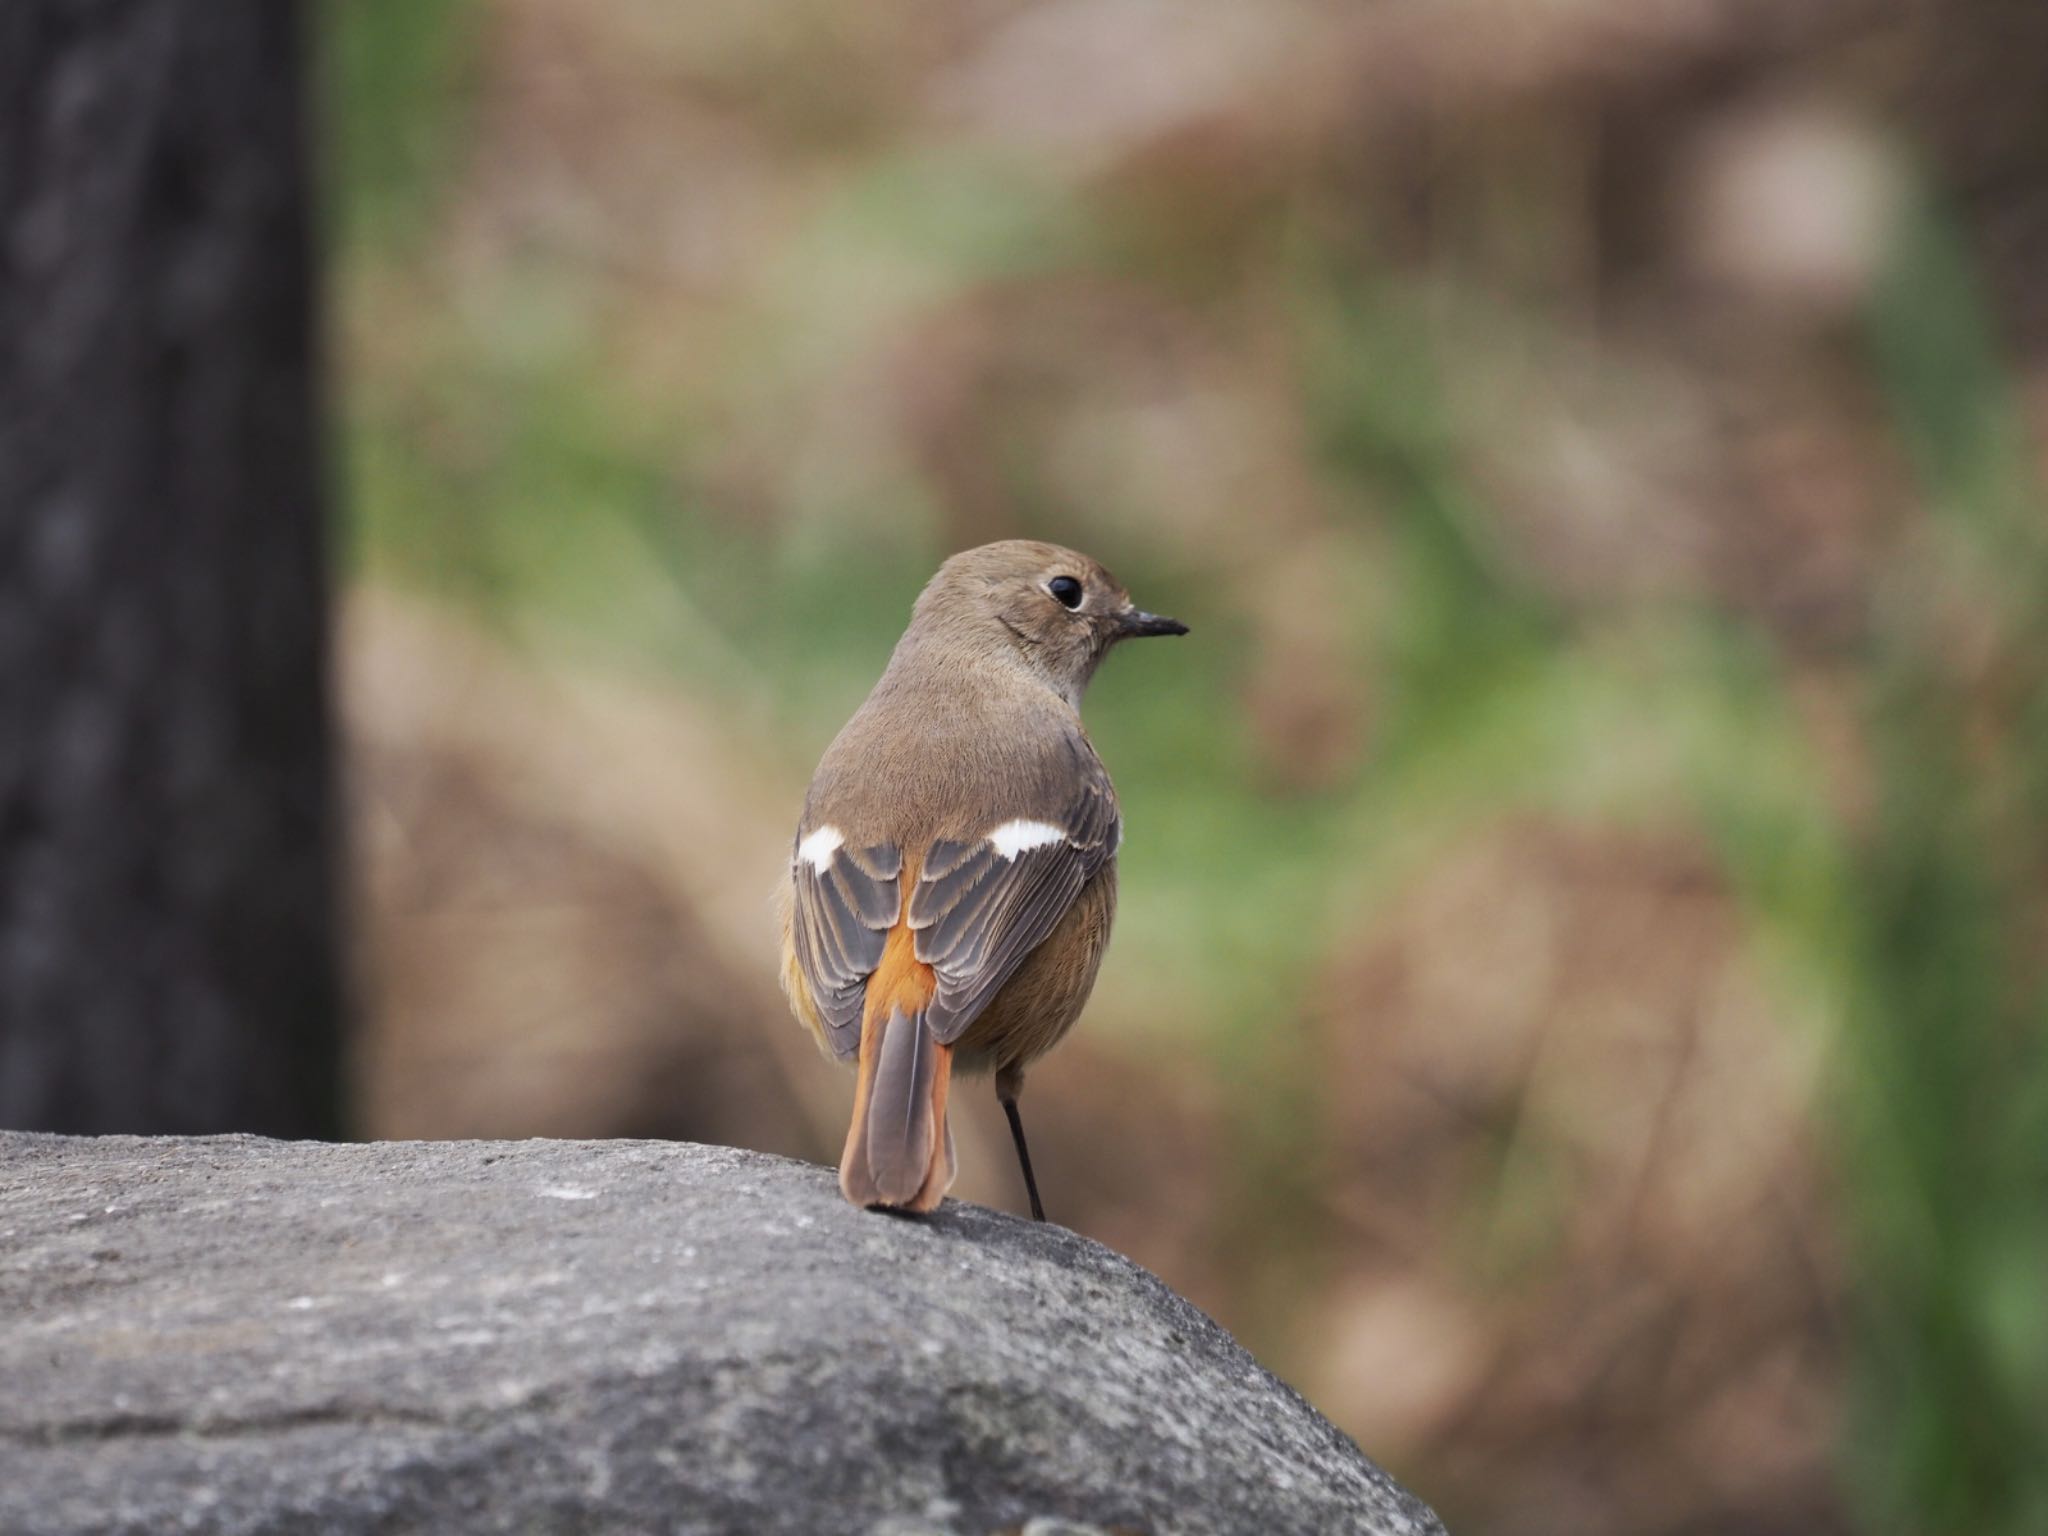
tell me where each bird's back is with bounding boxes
[801,643,1117,855]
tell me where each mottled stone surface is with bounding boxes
[0,1134,1445,1536]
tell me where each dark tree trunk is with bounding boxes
[0,1,342,1135]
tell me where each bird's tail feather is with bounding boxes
[840,925,953,1212]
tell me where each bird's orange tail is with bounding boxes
[840,918,954,1212]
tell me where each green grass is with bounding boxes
[1840,192,2048,1536]
[322,0,478,251]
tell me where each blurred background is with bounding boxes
[321,2,2048,1533]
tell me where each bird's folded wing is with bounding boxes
[789,837,903,1059]
[789,739,1120,1056]
[910,757,1120,1044]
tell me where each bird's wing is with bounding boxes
[910,750,1120,1045]
[788,833,903,1060]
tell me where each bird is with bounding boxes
[777,540,1186,1220]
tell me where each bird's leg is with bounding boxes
[995,1063,1045,1222]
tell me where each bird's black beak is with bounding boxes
[1118,607,1189,638]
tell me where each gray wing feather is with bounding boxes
[790,838,902,1059]
[911,762,1119,1044]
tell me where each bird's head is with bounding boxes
[913,539,1187,704]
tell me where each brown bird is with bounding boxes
[778,540,1186,1219]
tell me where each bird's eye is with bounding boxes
[1048,575,1084,609]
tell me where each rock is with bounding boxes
[0,1134,1445,1536]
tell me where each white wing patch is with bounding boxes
[796,825,845,870]
[987,818,1067,860]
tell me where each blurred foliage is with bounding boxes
[324,0,476,249]
[1847,195,2048,1536]
[323,1,2048,1532]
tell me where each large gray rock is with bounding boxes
[0,1134,1445,1536]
